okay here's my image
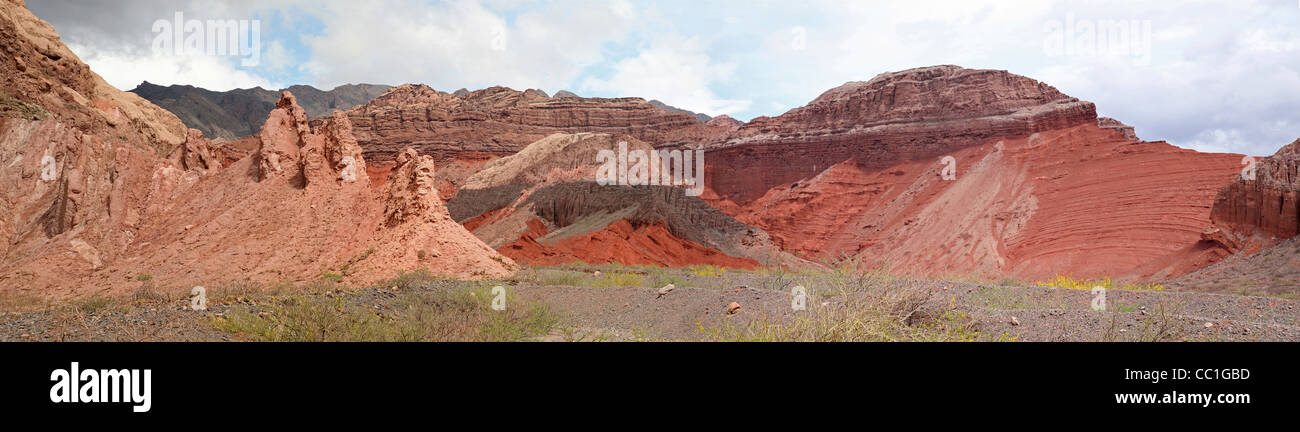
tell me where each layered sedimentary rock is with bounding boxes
[346,84,743,201]
[0,1,513,298]
[1098,117,1138,141]
[699,65,1242,280]
[648,99,712,123]
[701,65,1096,205]
[1204,139,1300,253]
[446,133,789,268]
[345,84,711,165]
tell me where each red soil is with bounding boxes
[500,219,760,269]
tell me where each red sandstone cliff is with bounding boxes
[698,65,1243,281]
[344,84,714,165]
[701,65,1097,205]
[1204,139,1300,253]
[341,83,743,200]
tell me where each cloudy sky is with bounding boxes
[26,0,1300,156]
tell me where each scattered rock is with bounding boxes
[726,302,741,315]
[656,284,675,299]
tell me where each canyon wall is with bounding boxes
[1205,139,1300,253]
[344,84,733,165]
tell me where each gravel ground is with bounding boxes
[2,268,1297,342]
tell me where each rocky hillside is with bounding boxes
[696,65,1243,281]
[445,133,786,268]
[0,1,510,298]
[131,81,391,140]
[648,99,712,123]
[1204,139,1299,254]
[1175,138,1300,297]
[344,84,734,165]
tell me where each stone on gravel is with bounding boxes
[656,284,675,298]
[726,302,741,315]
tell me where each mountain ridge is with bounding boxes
[130,81,392,140]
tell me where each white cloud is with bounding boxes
[1183,128,1248,154]
[300,0,633,92]
[582,35,750,116]
[67,43,280,91]
[261,40,293,74]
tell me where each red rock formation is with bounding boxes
[1098,117,1138,141]
[168,128,220,174]
[349,146,516,281]
[500,219,760,269]
[0,1,515,298]
[700,66,1243,280]
[1,0,189,297]
[345,84,711,166]
[1205,139,1300,253]
[702,65,1096,205]
[446,132,793,268]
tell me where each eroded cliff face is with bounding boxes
[701,65,1097,205]
[1205,139,1300,253]
[1,0,189,296]
[445,133,785,269]
[344,84,729,164]
[0,1,514,297]
[699,65,1243,280]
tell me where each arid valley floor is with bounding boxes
[3,264,1297,342]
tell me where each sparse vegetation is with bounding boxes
[511,266,645,288]
[75,294,115,314]
[0,263,1284,342]
[646,267,684,289]
[1099,298,1184,342]
[212,282,559,342]
[0,293,52,313]
[0,92,49,121]
[531,269,587,286]
[970,285,1068,310]
[1036,275,1165,292]
[381,268,445,290]
[689,265,727,277]
[698,285,983,342]
[592,271,643,287]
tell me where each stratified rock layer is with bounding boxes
[346,84,716,165]
[1206,139,1300,252]
[699,66,1242,280]
[446,133,786,268]
[702,65,1096,204]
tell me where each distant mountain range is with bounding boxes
[130,82,392,140]
[648,99,712,123]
